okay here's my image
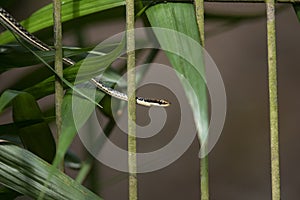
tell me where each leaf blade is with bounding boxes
[146,3,209,143]
[12,92,56,163]
[0,143,102,200]
[0,0,125,44]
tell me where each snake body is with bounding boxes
[0,7,170,107]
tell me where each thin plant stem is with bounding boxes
[194,0,205,45]
[200,156,209,200]
[53,0,64,171]
[265,1,281,199]
[126,0,137,199]
[194,1,209,199]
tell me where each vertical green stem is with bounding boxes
[53,0,64,171]
[126,0,137,199]
[194,0,205,45]
[266,1,280,200]
[200,155,209,200]
[194,1,209,200]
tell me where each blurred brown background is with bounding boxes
[0,0,300,199]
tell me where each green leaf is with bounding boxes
[0,143,102,200]
[0,90,22,113]
[0,45,93,72]
[12,92,56,163]
[0,0,125,44]
[0,123,19,137]
[146,3,209,143]
[0,120,47,137]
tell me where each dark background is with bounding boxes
[0,1,299,199]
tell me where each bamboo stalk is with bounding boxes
[53,0,64,171]
[194,0,210,199]
[126,0,137,199]
[265,1,281,199]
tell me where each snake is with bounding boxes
[0,7,170,107]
